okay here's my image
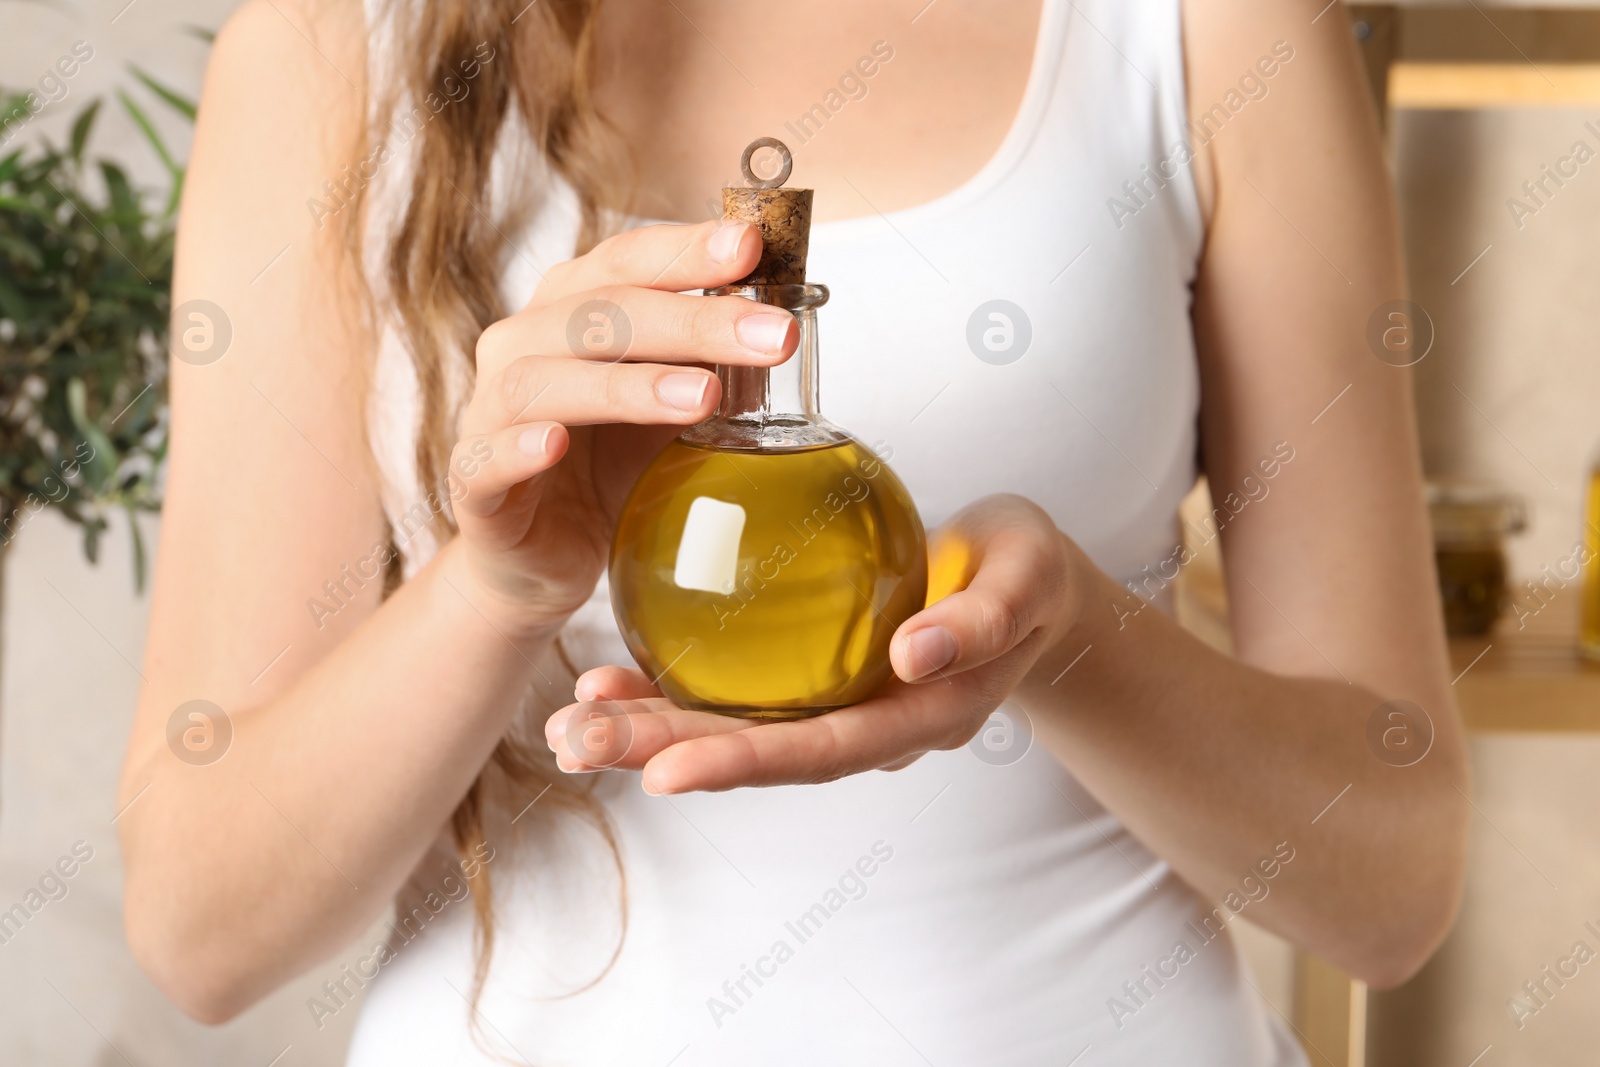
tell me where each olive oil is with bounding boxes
[1582,465,1600,660]
[1435,544,1507,636]
[610,437,926,716]
[607,138,928,717]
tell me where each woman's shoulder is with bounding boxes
[218,0,369,52]
[207,0,370,116]
[1180,0,1342,91]
[1179,0,1366,230]
[169,0,383,527]
[186,0,370,273]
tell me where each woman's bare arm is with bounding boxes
[118,0,551,1021]
[118,0,783,1021]
[1020,0,1468,986]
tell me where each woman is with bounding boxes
[119,0,1470,1062]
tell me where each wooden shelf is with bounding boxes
[1172,539,1600,734]
[1448,598,1600,732]
[1391,61,1600,107]
[1349,5,1600,111]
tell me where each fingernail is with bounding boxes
[708,222,747,264]
[735,312,794,355]
[517,426,552,456]
[657,372,711,412]
[902,626,956,681]
[641,778,662,796]
[543,708,568,750]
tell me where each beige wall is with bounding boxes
[1364,101,1600,1066]
[1368,736,1600,1066]
[1401,105,1600,574]
[0,0,215,189]
[0,510,365,1066]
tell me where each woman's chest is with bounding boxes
[586,0,1043,223]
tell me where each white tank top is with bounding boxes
[349,1,1308,1063]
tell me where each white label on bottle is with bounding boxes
[674,496,746,595]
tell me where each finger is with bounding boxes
[449,422,568,522]
[475,287,797,374]
[639,678,986,794]
[465,354,722,435]
[544,698,752,772]
[534,220,763,303]
[891,523,1067,683]
[574,665,661,703]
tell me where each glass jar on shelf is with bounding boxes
[1426,483,1526,637]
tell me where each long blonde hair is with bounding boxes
[347,0,631,1012]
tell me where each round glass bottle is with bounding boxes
[609,142,927,718]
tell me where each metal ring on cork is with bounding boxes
[740,136,793,189]
[719,136,815,289]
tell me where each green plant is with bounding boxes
[0,72,194,588]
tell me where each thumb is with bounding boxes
[890,522,1066,682]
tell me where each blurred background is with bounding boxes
[3,1,1600,1065]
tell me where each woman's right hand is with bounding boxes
[124,10,808,1022]
[448,219,796,634]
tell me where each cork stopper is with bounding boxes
[722,137,813,285]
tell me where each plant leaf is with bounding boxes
[116,91,179,180]
[97,160,138,217]
[0,275,27,322]
[65,378,119,489]
[0,234,43,271]
[0,192,50,218]
[0,147,23,185]
[82,518,101,565]
[128,67,197,121]
[69,99,102,164]
[126,504,146,592]
[162,172,185,219]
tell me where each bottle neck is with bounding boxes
[689,283,841,452]
[717,302,820,424]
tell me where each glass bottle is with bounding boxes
[1582,447,1600,660]
[609,139,928,719]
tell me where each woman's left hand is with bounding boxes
[544,494,1080,793]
